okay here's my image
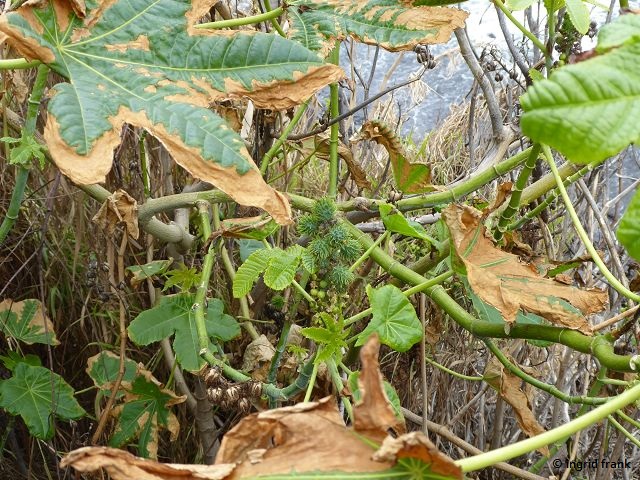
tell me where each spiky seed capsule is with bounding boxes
[297,215,319,236]
[313,198,337,223]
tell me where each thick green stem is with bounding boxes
[263,0,286,37]
[0,64,49,246]
[260,101,309,174]
[507,160,599,231]
[194,202,217,355]
[196,7,284,30]
[0,58,40,70]
[268,319,292,386]
[543,145,640,303]
[493,0,548,56]
[456,382,640,471]
[341,220,638,372]
[496,144,541,238]
[390,147,532,211]
[485,339,606,405]
[350,230,389,273]
[328,44,340,199]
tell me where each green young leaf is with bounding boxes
[356,285,422,352]
[126,258,173,288]
[128,294,239,371]
[0,363,85,439]
[617,188,640,262]
[233,248,273,298]
[379,203,434,243]
[287,0,468,55]
[86,351,140,397]
[162,265,201,292]
[520,15,640,164]
[2,135,47,169]
[303,313,348,364]
[0,1,343,224]
[0,299,59,346]
[564,0,590,35]
[109,375,184,459]
[263,247,302,291]
[348,371,403,421]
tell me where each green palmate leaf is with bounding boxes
[109,374,185,459]
[617,188,640,262]
[128,294,239,371]
[520,15,640,164]
[0,363,85,439]
[287,0,468,56]
[564,0,590,35]
[126,259,173,288]
[0,1,344,224]
[0,299,59,346]
[86,351,139,397]
[302,313,348,363]
[356,285,422,352]
[233,248,273,298]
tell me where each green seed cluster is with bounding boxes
[298,198,362,293]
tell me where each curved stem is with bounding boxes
[263,0,286,37]
[493,0,548,56]
[341,220,638,372]
[456,381,640,471]
[424,355,483,382]
[485,339,606,405]
[542,145,640,303]
[195,7,283,30]
[496,144,541,238]
[194,202,216,354]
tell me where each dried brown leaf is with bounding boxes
[354,334,406,441]
[373,432,462,479]
[91,189,139,239]
[443,204,607,333]
[61,446,236,479]
[484,356,549,455]
[312,133,372,189]
[358,121,435,193]
[241,334,275,382]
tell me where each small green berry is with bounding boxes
[319,280,328,289]
[310,288,319,297]
[317,290,326,299]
